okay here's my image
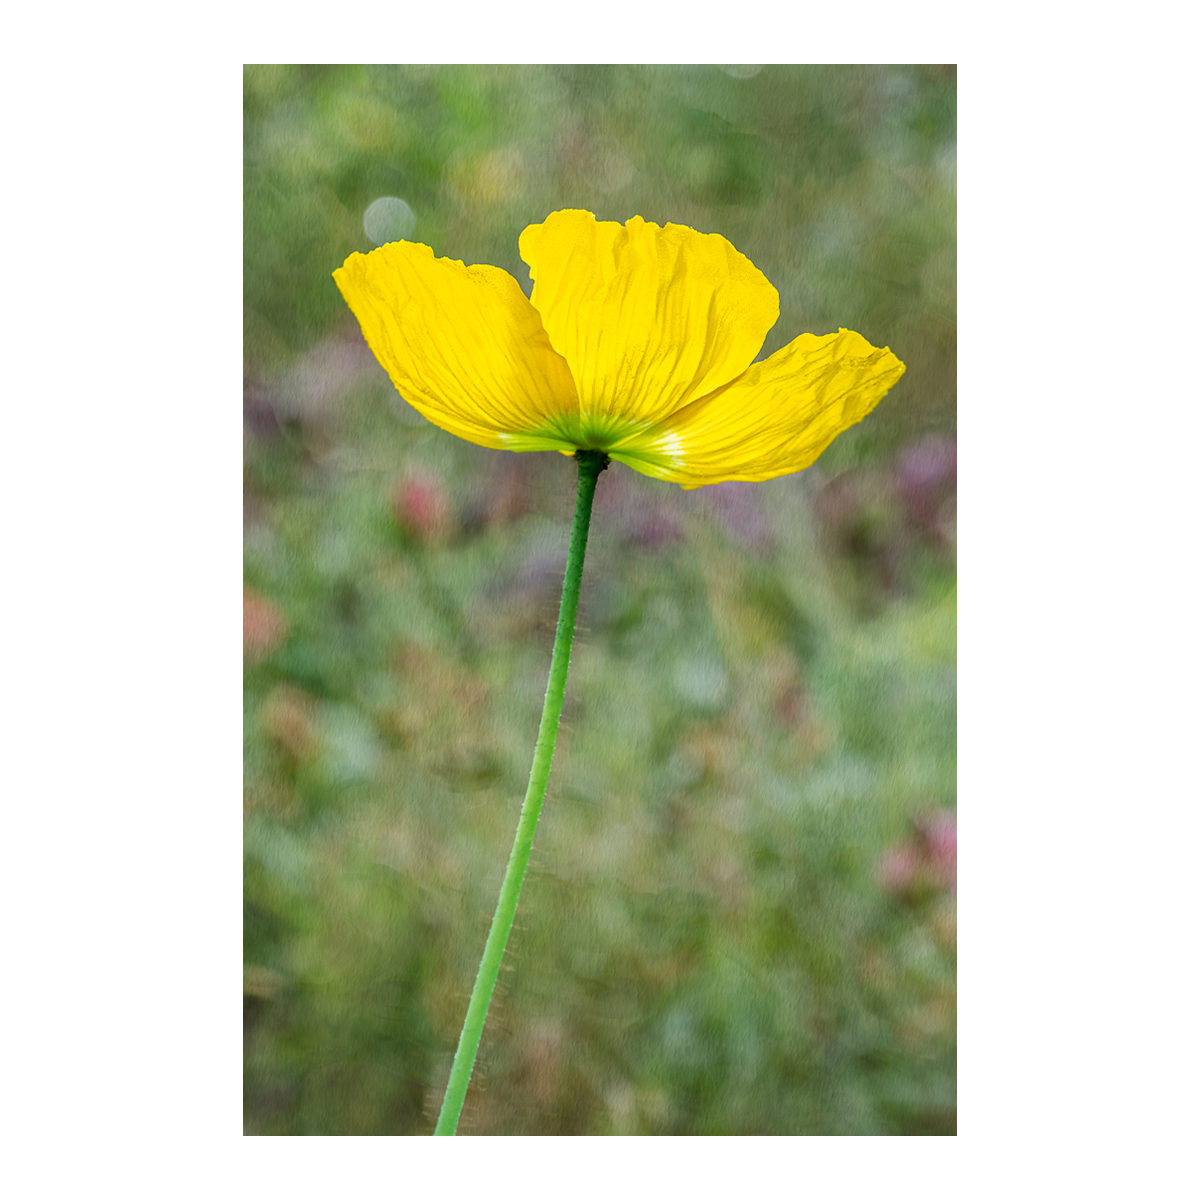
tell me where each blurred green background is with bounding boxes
[243,64,956,1135]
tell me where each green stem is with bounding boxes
[434,449,608,1136]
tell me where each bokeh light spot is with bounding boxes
[363,197,416,246]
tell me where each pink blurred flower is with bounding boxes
[243,587,288,661]
[918,811,957,892]
[390,468,454,543]
[878,810,956,898]
[895,433,956,545]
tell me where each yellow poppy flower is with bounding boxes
[333,209,904,489]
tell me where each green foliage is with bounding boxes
[244,64,956,1135]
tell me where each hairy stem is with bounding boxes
[434,449,608,1135]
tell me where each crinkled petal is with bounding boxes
[619,328,905,488]
[333,241,579,451]
[519,210,779,431]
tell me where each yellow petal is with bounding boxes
[333,241,580,451]
[622,328,905,488]
[519,210,779,432]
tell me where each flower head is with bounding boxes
[334,210,904,489]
